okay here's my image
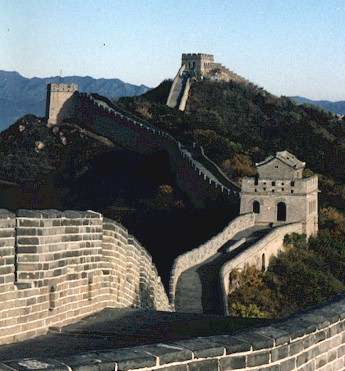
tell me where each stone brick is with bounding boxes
[297,349,313,367]
[271,344,289,362]
[289,339,304,356]
[279,358,296,371]
[100,348,156,370]
[158,365,188,371]
[315,353,328,368]
[247,351,270,367]
[338,344,345,357]
[3,359,69,371]
[297,360,315,371]
[253,326,290,346]
[206,335,251,354]
[234,332,274,350]
[172,338,225,358]
[187,359,218,371]
[137,343,192,365]
[219,355,246,370]
[328,349,337,363]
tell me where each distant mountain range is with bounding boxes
[0,70,150,130]
[290,96,345,115]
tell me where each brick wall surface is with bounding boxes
[3,294,345,371]
[0,210,170,346]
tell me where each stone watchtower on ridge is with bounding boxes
[240,151,318,237]
[181,53,215,79]
[46,83,78,125]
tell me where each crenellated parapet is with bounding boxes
[0,209,170,346]
[75,92,240,207]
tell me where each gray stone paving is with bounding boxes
[174,226,270,314]
[0,308,264,361]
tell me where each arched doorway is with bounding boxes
[277,202,287,221]
[253,200,260,214]
[261,253,266,272]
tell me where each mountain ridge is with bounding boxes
[0,70,150,130]
[290,96,345,115]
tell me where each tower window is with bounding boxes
[261,253,266,272]
[291,181,295,187]
[272,181,276,186]
[49,286,56,311]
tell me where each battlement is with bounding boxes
[0,209,169,346]
[241,175,318,195]
[48,83,78,93]
[182,53,215,61]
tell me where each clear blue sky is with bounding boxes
[1,0,345,100]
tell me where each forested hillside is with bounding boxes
[119,79,345,211]
[291,96,345,115]
[119,78,345,315]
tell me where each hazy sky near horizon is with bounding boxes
[1,0,345,100]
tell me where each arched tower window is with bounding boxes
[253,200,260,214]
[277,202,287,221]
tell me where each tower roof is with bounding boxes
[256,151,305,170]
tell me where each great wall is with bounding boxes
[0,209,169,347]
[1,55,343,370]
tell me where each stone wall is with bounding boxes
[102,218,169,311]
[0,210,169,346]
[166,65,187,109]
[220,222,303,315]
[4,293,345,370]
[75,93,240,208]
[169,213,255,307]
[46,83,78,125]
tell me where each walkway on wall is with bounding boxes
[174,226,271,315]
[85,94,239,196]
[166,65,190,110]
[0,308,265,361]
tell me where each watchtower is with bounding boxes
[240,151,318,237]
[181,53,215,78]
[46,83,78,125]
